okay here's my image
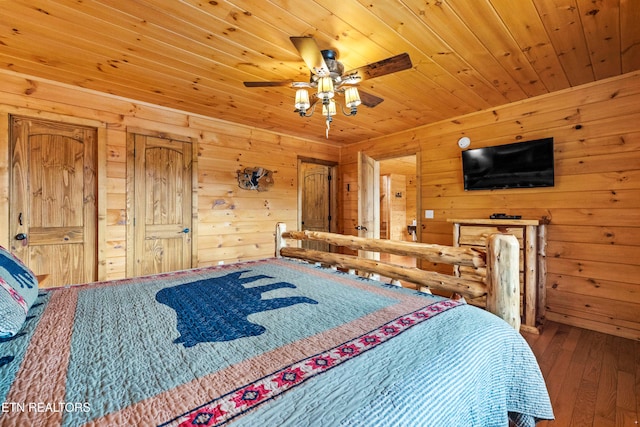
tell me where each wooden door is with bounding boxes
[357,152,380,261]
[300,162,331,252]
[10,116,97,287]
[130,133,194,276]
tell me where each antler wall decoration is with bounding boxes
[237,167,274,192]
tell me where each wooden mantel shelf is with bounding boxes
[447,218,549,226]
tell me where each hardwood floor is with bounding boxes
[522,321,640,427]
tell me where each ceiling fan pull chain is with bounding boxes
[325,111,333,139]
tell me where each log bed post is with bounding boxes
[275,222,287,258]
[485,234,521,331]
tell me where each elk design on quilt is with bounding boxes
[155,270,317,347]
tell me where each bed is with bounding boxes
[0,223,553,426]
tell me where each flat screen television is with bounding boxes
[462,137,554,191]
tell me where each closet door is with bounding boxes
[10,116,97,287]
[128,132,195,277]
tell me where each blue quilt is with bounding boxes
[0,258,553,426]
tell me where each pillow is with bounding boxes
[0,246,38,337]
[0,277,29,338]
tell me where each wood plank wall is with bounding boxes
[339,71,640,341]
[0,71,339,280]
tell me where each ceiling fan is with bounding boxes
[243,36,412,137]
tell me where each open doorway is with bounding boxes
[379,155,418,269]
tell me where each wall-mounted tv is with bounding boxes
[462,137,554,191]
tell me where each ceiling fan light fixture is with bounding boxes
[295,89,311,114]
[316,76,335,99]
[246,37,412,138]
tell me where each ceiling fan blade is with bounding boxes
[290,36,330,77]
[358,90,384,108]
[343,53,412,82]
[243,80,293,87]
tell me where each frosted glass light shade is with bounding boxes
[344,87,361,108]
[295,89,310,110]
[322,99,337,116]
[316,77,335,99]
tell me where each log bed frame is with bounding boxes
[275,222,522,331]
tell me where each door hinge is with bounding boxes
[328,215,332,221]
[327,174,332,181]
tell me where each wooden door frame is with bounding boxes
[0,108,108,282]
[297,157,338,234]
[380,174,391,240]
[125,127,198,277]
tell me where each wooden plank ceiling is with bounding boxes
[1,0,638,145]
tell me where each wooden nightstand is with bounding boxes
[448,218,549,334]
